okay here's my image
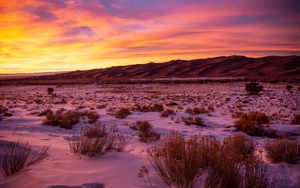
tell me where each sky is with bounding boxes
[0,0,300,73]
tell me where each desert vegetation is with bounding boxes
[43,109,80,129]
[147,132,281,188]
[235,111,276,137]
[0,140,48,177]
[182,116,205,126]
[291,114,300,124]
[68,124,130,157]
[115,108,131,119]
[245,82,263,95]
[130,121,160,142]
[0,83,299,187]
[265,139,300,164]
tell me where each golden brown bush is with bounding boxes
[115,108,131,119]
[43,109,80,129]
[182,116,204,126]
[265,139,300,164]
[291,114,300,124]
[0,140,48,177]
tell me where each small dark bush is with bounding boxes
[0,140,48,177]
[185,107,210,115]
[245,82,263,95]
[235,112,272,136]
[286,85,293,91]
[223,134,255,160]
[130,121,160,143]
[147,132,214,188]
[183,116,204,126]
[68,124,130,157]
[161,109,175,117]
[43,109,80,129]
[81,111,100,124]
[47,87,54,95]
[291,114,300,124]
[115,108,131,119]
[130,121,152,132]
[265,139,300,163]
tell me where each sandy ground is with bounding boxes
[0,83,299,188]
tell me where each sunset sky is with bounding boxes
[0,0,299,73]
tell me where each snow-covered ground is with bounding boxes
[0,83,299,188]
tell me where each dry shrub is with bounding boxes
[115,108,131,119]
[223,134,255,160]
[235,112,274,137]
[147,132,217,188]
[148,132,280,188]
[131,121,160,143]
[0,140,49,177]
[130,121,152,132]
[185,107,211,115]
[161,109,176,117]
[245,82,263,95]
[43,109,80,129]
[265,139,300,163]
[291,114,300,124]
[242,158,279,188]
[0,105,8,114]
[182,116,204,126]
[81,111,100,124]
[68,124,130,157]
[205,135,279,188]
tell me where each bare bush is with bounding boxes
[43,109,80,129]
[130,121,160,143]
[182,116,204,126]
[291,114,300,124]
[81,111,100,124]
[185,107,211,115]
[206,136,279,188]
[161,109,176,117]
[147,132,218,188]
[223,134,255,160]
[265,139,300,164]
[235,112,275,137]
[68,124,130,157]
[115,108,131,119]
[0,140,49,177]
[245,82,263,95]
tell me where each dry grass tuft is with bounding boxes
[43,109,80,129]
[148,132,281,188]
[265,139,300,164]
[291,114,300,124]
[0,140,49,177]
[161,109,176,117]
[130,121,160,143]
[182,116,204,126]
[147,132,215,188]
[81,111,100,124]
[115,108,131,119]
[223,134,255,160]
[68,124,130,157]
[235,112,274,137]
[185,107,212,115]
